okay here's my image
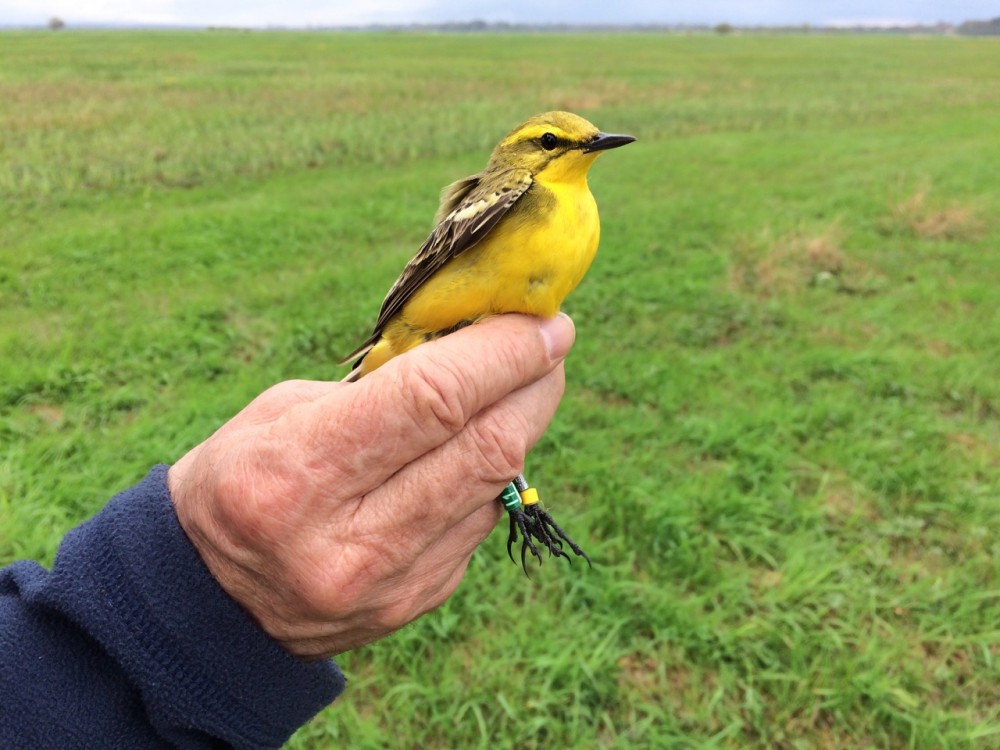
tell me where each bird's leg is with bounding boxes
[506,506,544,573]
[499,475,589,575]
[522,504,591,567]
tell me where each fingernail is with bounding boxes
[539,312,575,362]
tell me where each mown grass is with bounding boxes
[2,31,999,749]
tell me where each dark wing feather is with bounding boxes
[434,174,481,225]
[340,168,533,365]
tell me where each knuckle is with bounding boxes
[334,527,410,595]
[280,578,331,624]
[263,380,301,399]
[477,323,537,386]
[287,545,380,621]
[374,578,440,632]
[485,326,532,376]
[468,411,528,484]
[397,356,471,435]
[248,380,310,417]
[333,548,381,592]
[371,599,415,633]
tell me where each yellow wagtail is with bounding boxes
[341,111,635,571]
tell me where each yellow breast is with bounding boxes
[357,176,600,375]
[403,179,599,330]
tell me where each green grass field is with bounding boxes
[2,30,999,749]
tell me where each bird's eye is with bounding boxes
[540,133,558,151]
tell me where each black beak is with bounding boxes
[582,132,636,153]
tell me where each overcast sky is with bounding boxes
[1,1,995,28]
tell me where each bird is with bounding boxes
[341,111,635,571]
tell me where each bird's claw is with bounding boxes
[506,504,590,576]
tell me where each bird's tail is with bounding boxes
[337,341,375,369]
[341,367,363,383]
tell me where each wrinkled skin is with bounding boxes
[168,313,573,659]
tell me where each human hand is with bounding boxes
[167,313,573,659]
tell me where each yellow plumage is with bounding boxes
[342,111,635,380]
[341,111,634,570]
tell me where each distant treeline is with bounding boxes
[332,19,1000,35]
[20,17,1000,35]
[957,17,1000,35]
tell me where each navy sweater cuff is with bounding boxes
[9,465,345,748]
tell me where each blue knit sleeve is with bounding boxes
[0,465,345,749]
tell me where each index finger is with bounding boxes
[280,313,575,498]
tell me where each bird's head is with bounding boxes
[487,111,635,183]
